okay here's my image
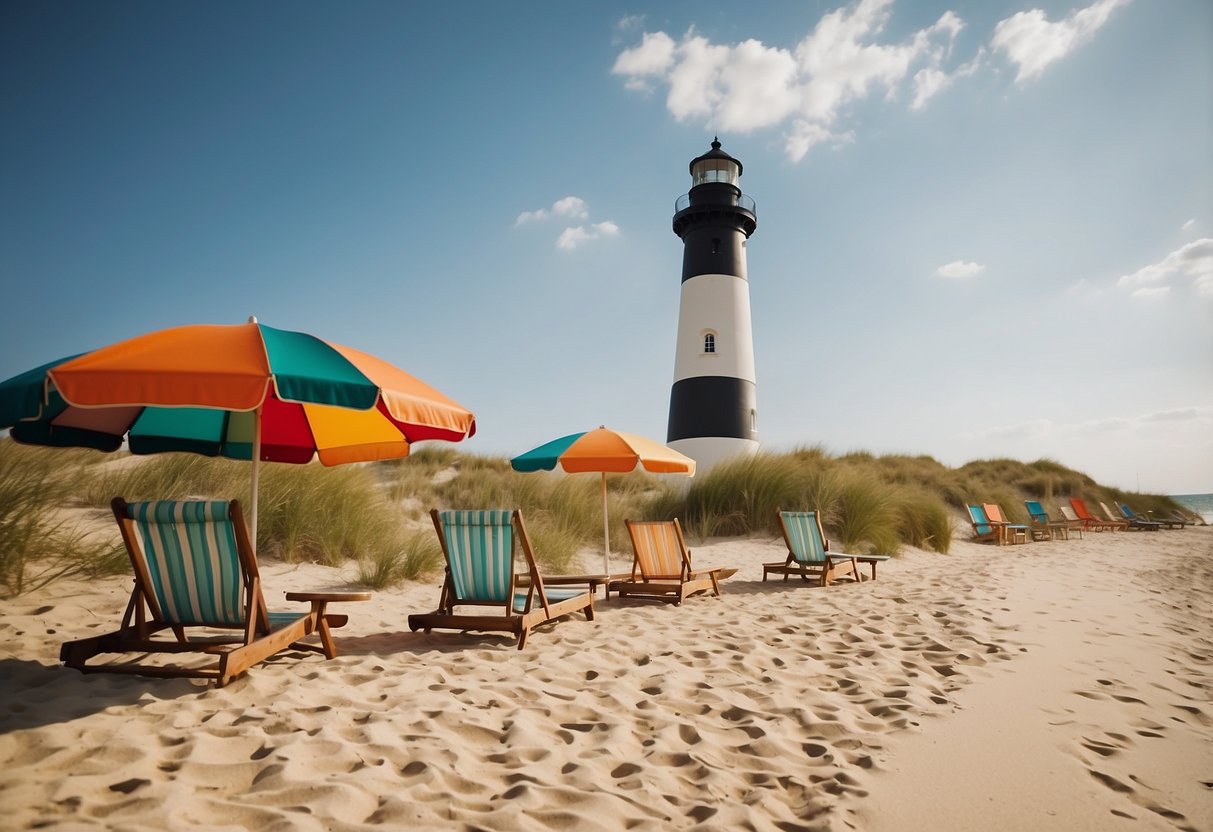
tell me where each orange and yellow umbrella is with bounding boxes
[0,319,476,539]
[511,427,695,574]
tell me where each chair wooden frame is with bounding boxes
[763,509,883,585]
[983,503,1030,545]
[1068,498,1125,531]
[966,504,1005,545]
[408,510,594,649]
[607,518,724,605]
[1024,500,1072,540]
[59,498,362,687]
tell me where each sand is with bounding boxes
[1,522,1210,831]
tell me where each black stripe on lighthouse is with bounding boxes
[667,377,757,442]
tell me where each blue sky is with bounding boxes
[2,0,1210,493]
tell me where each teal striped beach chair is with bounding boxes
[408,510,595,649]
[764,510,887,585]
[59,498,364,686]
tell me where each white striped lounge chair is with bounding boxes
[764,510,888,585]
[59,498,362,686]
[408,510,595,649]
[607,518,724,605]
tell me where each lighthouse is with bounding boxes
[667,138,759,473]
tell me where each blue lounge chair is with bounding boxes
[1119,503,1183,529]
[966,504,1003,544]
[409,510,595,648]
[1024,500,1074,540]
[1102,501,1159,531]
[60,498,365,686]
[764,510,889,584]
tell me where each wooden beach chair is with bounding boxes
[60,498,365,686]
[984,503,1030,544]
[607,519,724,605]
[1107,502,1162,531]
[1118,503,1183,529]
[764,510,889,585]
[1069,498,1125,531]
[1023,500,1071,540]
[408,510,594,649]
[1053,505,1087,538]
[966,504,1004,544]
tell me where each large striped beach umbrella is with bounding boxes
[0,319,476,540]
[511,427,694,575]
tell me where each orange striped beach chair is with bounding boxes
[607,519,724,605]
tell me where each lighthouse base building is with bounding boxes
[667,139,759,475]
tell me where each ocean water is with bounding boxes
[1171,493,1213,523]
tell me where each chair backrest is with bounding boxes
[1024,500,1048,524]
[433,510,517,602]
[121,499,246,626]
[778,510,828,564]
[1117,503,1136,520]
[983,503,1009,524]
[1070,498,1094,520]
[967,504,994,534]
[1059,505,1081,523]
[625,519,690,579]
[1099,502,1120,522]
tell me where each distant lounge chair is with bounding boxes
[1167,509,1203,526]
[984,503,1030,545]
[1100,501,1158,531]
[1024,500,1074,540]
[608,519,725,604]
[1118,503,1182,530]
[1070,498,1126,531]
[60,498,366,686]
[966,504,1004,544]
[764,510,889,585]
[408,510,595,649]
[1055,505,1089,537]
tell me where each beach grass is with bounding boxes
[0,437,1193,593]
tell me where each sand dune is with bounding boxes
[1,524,1210,830]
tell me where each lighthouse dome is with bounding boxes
[689,138,742,186]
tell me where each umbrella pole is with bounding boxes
[601,472,610,576]
[250,406,262,551]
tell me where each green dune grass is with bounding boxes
[0,438,1191,594]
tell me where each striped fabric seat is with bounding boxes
[762,510,865,586]
[608,518,723,605]
[627,521,686,578]
[780,511,829,564]
[59,497,363,686]
[409,509,595,649]
[127,500,244,626]
[436,510,516,602]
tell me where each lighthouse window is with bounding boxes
[703,333,716,354]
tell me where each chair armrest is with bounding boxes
[285,591,372,603]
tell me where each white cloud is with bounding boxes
[613,0,970,161]
[1131,286,1170,300]
[933,260,985,279]
[612,31,676,78]
[514,209,548,226]
[551,196,588,219]
[967,406,1212,441]
[517,197,617,250]
[1117,238,1213,296]
[516,196,589,226]
[990,0,1130,83]
[1181,218,1196,231]
[556,221,620,251]
[613,1,1128,160]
